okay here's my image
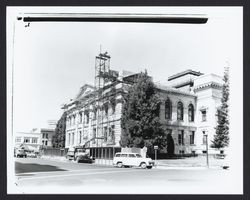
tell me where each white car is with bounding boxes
[113,152,154,169]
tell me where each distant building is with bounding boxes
[15,129,41,152]
[15,124,56,151]
[40,128,55,148]
[62,53,223,155]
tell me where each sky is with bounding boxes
[7,7,242,133]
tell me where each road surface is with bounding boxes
[14,158,232,194]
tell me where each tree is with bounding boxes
[166,133,175,156]
[211,66,229,149]
[52,112,67,148]
[120,71,167,152]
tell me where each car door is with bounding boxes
[128,153,137,166]
[120,153,128,165]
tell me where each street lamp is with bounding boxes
[204,134,209,168]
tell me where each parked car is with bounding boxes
[16,149,27,158]
[66,147,88,161]
[74,148,88,161]
[26,152,37,158]
[66,150,75,160]
[113,152,154,169]
[76,154,95,163]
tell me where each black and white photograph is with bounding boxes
[7,6,243,194]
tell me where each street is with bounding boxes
[13,157,233,194]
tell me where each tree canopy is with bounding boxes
[211,66,230,149]
[120,71,167,152]
[52,112,67,148]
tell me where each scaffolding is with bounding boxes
[93,51,118,148]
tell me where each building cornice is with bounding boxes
[156,86,197,98]
[193,81,222,92]
[168,69,203,81]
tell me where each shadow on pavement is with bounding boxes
[15,162,67,174]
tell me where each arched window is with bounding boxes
[177,101,184,120]
[188,104,194,122]
[165,98,172,120]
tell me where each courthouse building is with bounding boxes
[62,53,223,155]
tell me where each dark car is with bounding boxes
[66,150,75,160]
[16,149,27,158]
[76,154,95,163]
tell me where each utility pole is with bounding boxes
[154,145,158,168]
[205,134,209,168]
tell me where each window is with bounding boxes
[72,133,74,145]
[177,101,184,120]
[85,112,89,124]
[79,112,83,123]
[15,137,21,143]
[104,127,108,142]
[42,133,45,138]
[109,125,115,142]
[68,133,71,146]
[24,138,30,143]
[136,154,142,158]
[45,141,48,146]
[178,130,184,145]
[179,150,185,154]
[46,133,48,139]
[111,100,116,114]
[121,154,127,157]
[93,128,96,144]
[190,131,195,145]
[115,154,121,157]
[165,98,172,120]
[79,131,82,144]
[73,115,76,124]
[32,138,38,143]
[104,104,109,116]
[201,110,207,121]
[202,131,207,145]
[93,108,97,120]
[188,104,194,122]
[129,154,136,157]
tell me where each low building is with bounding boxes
[15,126,56,151]
[15,129,41,152]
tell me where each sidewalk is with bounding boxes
[157,156,227,169]
[40,155,226,169]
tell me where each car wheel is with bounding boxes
[140,162,147,169]
[147,166,152,169]
[117,162,123,168]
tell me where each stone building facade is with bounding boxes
[62,55,223,155]
[166,70,223,154]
